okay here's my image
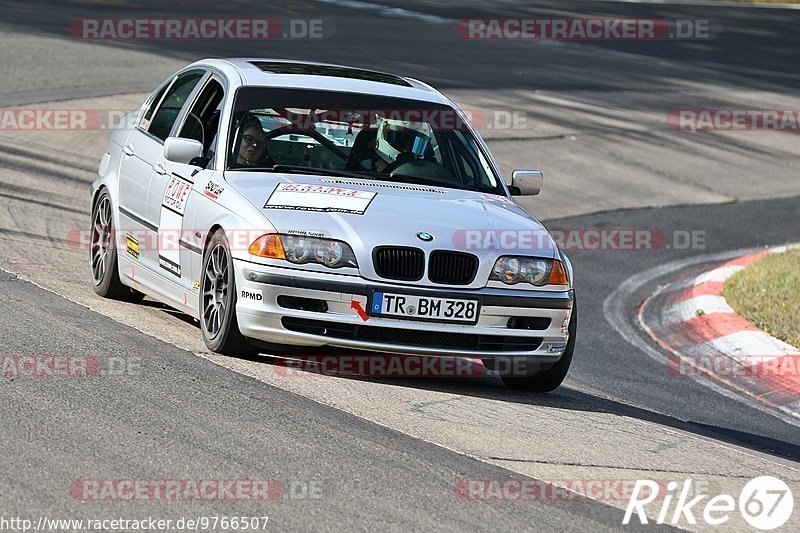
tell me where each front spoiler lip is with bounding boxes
[241,268,574,310]
[237,311,565,360]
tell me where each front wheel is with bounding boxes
[500,297,577,392]
[200,229,256,355]
[91,190,142,301]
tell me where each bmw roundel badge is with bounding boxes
[416,232,434,242]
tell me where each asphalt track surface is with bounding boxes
[1,1,799,531]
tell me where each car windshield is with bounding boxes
[227,87,503,194]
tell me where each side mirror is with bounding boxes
[164,137,203,165]
[509,170,543,196]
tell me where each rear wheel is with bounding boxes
[500,298,577,392]
[91,190,142,301]
[200,229,257,355]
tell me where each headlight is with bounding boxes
[250,233,357,269]
[314,239,344,267]
[492,256,522,284]
[490,257,568,286]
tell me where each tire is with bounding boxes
[91,190,141,301]
[200,229,257,355]
[500,297,577,392]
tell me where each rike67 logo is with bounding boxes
[624,476,793,530]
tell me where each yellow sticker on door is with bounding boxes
[126,233,139,260]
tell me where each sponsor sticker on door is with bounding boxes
[159,174,194,277]
[204,180,224,200]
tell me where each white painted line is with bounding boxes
[630,258,746,297]
[658,276,707,293]
[693,264,744,284]
[604,247,800,427]
[602,0,800,9]
[686,330,799,362]
[311,0,454,24]
[662,294,734,325]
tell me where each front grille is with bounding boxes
[281,318,542,352]
[428,251,479,285]
[373,246,424,281]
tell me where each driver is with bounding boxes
[374,118,432,172]
[236,115,268,166]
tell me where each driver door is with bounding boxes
[134,69,205,283]
[154,76,226,301]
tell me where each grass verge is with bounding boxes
[723,248,800,347]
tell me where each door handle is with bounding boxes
[122,145,134,156]
[153,163,167,175]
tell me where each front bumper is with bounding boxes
[234,260,574,360]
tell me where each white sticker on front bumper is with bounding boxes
[241,288,263,302]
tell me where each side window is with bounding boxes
[138,83,168,131]
[444,131,497,188]
[178,78,224,156]
[147,69,205,142]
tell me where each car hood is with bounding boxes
[224,171,558,285]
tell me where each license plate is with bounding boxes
[369,291,480,324]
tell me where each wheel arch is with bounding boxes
[203,223,225,254]
[559,250,574,289]
[91,184,108,213]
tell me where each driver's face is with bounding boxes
[239,126,266,164]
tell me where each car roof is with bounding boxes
[192,58,450,104]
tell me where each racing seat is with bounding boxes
[345,128,378,171]
[192,110,221,167]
